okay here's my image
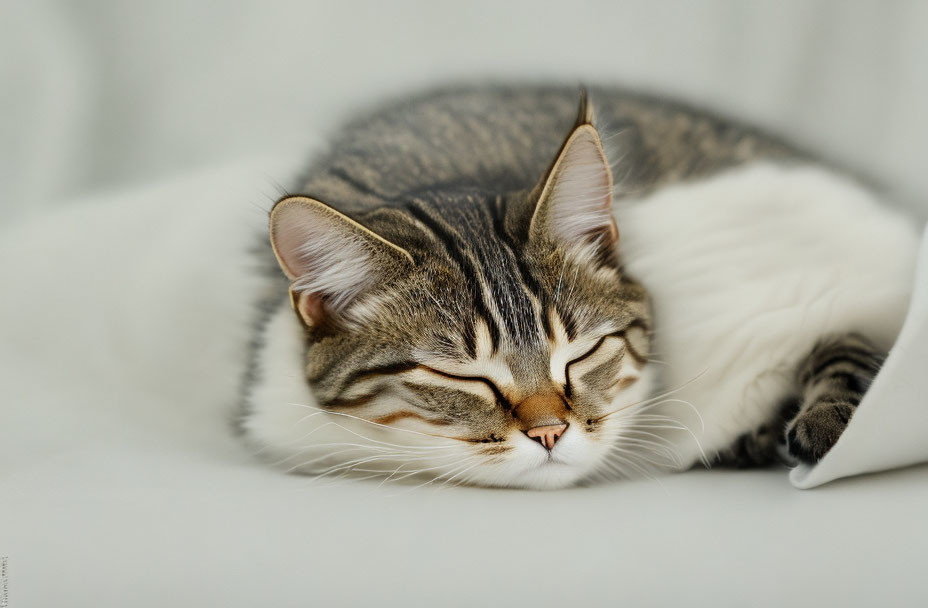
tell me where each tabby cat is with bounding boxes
[239,85,918,489]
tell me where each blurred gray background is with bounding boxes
[2,0,926,223]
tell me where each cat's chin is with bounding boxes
[457,430,607,490]
[504,461,591,490]
[461,452,616,490]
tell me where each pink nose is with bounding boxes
[524,423,568,450]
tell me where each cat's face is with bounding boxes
[268,119,655,489]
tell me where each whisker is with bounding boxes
[317,447,475,489]
[438,460,484,489]
[611,437,680,466]
[620,417,708,465]
[278,446,377,471]
[391,456,483,496]
[594,369,708,422]
[614,429,678,451]
[378,459,464,487]
[608,444,676,470]
[617,426,679,446]
[307,450,465,486]
[605,450,666,487]
[293,418,463,455]
[287,402,472,444]
[646,398,706,433]
[289,447,453,476]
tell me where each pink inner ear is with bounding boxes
[273,205,316,280]
[293,290,326,326]
[270,198,379,311]
[544,127,616,245]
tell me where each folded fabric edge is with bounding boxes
[790,222,928,489]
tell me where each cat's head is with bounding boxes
[265,100,655,489]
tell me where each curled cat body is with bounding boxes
[239,85,919,489]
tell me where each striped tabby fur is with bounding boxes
[239,85,918,488]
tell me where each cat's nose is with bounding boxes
[524,423,568,450]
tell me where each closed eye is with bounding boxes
[564,336,607,397]
[420,365,512,410]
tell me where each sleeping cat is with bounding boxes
[238,85,918,489]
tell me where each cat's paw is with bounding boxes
[785,400,856,464]
[715,425,780,468]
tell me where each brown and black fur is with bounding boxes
[241,84,875,468]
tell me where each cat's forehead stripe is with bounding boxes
[404,195,547,354]
[403,201,499,356]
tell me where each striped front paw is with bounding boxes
[785,399,856,464]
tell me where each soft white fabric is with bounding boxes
[1,160,927,606]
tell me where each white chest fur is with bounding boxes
[617,162,919,466]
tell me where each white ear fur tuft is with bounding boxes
[270,196,412,322]
[531,124,617,246]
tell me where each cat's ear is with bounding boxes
[270,195,413,327]
[529,117,618,249]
